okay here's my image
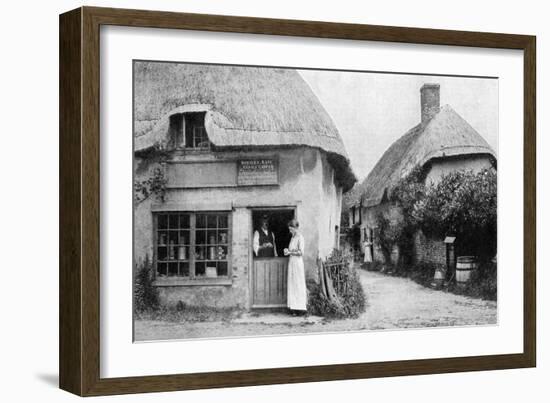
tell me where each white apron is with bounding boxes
[363,241,373,263]
[287,233,307,311]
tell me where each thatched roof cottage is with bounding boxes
[134,61,356,310]
[345,83,496,267]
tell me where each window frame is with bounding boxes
[183,112,211,150]
[170,112,212,151]
[190,125,210,149]
[153,211,232,284]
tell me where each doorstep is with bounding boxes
[232,312,324,325]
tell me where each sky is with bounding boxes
[299,70,499,181]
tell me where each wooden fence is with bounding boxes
[323,259,354,296]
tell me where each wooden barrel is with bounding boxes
[456,256,478,287]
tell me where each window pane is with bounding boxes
[157,247,167,261]
[158,214,168,229]
[195,246,206,261]
[217,262,228,276]
[168,214,179,229]
[218,215,228,229]
[196,214,207,228]
[168,230,178,245]
[218,230,228,244]
[168,244,176,260]
[196,230,206,245]
[157,262,167,276]
[194,127,210,149]
[176,246,188,261]
[158,231,167,245]
[217,246,228,260]
[179,262,189,277]
[179,214,190,228]
[207,230,217,245]
[207,214,217,228]
[205,262,217,277]
[168,262,178,276]
[207,245,217,260]
[179,230,189,245]
[196,262,206,277]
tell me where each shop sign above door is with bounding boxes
[237,158,279,186]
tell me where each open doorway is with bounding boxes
[251,208,295,307]
[251,209,295,257]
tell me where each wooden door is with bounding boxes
[252,257,288,307]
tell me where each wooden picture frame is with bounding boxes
[59,6,536,396]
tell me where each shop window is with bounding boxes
[155,212,230,278]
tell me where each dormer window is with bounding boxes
[170,111,210,150]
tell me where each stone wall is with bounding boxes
[413,230,446,268]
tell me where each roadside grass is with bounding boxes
[135,304,244,323]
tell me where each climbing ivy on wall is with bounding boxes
[134,165,167,205]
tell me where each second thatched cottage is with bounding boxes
[345,83,496,267]
[134,61,356,310]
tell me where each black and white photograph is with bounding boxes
[133,60,498,341]
[1,0,545,399]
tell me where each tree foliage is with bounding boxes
[373,212,404,264]
[375,166,497,265]
[412,168,497,260]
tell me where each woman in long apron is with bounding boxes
[284,219,307,314]
[363,238,373,263]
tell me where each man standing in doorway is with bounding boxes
[253,215,278,257]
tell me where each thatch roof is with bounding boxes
[346,105,496,208]
[134,61,356,190]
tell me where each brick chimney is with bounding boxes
[420,83,440,124]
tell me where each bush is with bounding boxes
[447,261,497,301]
[308,282,346,318]
[134,255,160,312]
[308,250,366,319]
[379,166,497,265]
[413,168,497,259]
[338,268,367,317]
[405,262,439,284]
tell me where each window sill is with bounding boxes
[153,277,233,287]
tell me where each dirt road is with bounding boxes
[135,269,497,341]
